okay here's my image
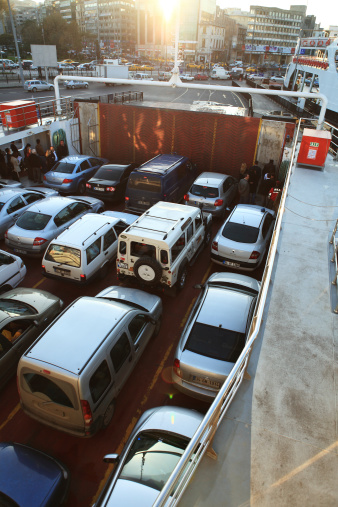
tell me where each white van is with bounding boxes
[42,211,137,284]
[134,72,153,81]
[210,68,231,80]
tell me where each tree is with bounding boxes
[21,20,43,52]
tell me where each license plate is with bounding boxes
[118,262,128,269]
[138,200,150,206]
[54,267,70,275]
[14,248,27,255]
[223,260,240,268]
[192,375,221,389]
[94,187,104,191]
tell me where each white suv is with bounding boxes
[117,201,212,292]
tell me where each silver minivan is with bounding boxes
[17,286,162,437]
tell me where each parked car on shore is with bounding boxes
[24,80,54,92]
[65,80,89,89]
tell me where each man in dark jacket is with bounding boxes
[28,149,43,183]
[248,160,261,204]
[238,172,250,204]
[56,140,68,160]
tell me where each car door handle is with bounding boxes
[104,251,109,256]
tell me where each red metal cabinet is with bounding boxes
[297,128,331,169]
[0,100,38,129]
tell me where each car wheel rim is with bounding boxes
[178,270,187,289]
[138,265,156,282]
[103,402,115,426]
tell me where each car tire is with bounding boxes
[100,263,109,280]
[176,265,188,292]
[77,181,85,195]
[204,228,211,247]
[85,84,88,88]
[71,85,75,89]
[49,86,53,91]
[153,316,162,337]
[101,400,115,429]
[32,87,37,92]
[134,256,162,285]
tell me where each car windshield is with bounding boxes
[190,184,219,198]
[128,173,161,193]
[0,300,37,318]
[222,222,259,243]
[94,167,124,180]
[185,322,246,362]
[52,161,76,174]
[45,244,81,267]
[120,431,188,491]
[16,212,51,231]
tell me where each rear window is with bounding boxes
[16,211,51,231]
[185,322,246,362]
[52,161,76,174]
[23,373,75,408]
[222,222,259,243]
[45,244,81,267]
[94,166,125,180]
[128,173,162,193]
[191,184,219,198]
[130,242,156,258]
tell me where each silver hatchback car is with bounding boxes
[184,172,238,218]
[211,204,275,271]
[5,195,104,257]
[94,406,203,506]
[172,272,260,401]
[24,80,54,92]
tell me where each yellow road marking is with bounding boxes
[33,278,45,289]
[0,403,20,432]
[201,263,213,284]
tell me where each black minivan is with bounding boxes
[125,154,197,214]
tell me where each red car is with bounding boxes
[194,74,208,81]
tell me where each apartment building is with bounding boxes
[245,4,307,63]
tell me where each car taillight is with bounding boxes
[212,241,218,251]
[184,194,189,201]
[125,196,129,201]
[4,231,8,239]
[62,179,72,184]
[43,175,46,181]
[106,187,115,192]
[41,264,45,272]
[173,358,182,378]
[33,237,48,246]
[249,251,260,259]
[81,400,93,426]
[214,199,223,207]
[86,183,91,188]
[80,274,86,281]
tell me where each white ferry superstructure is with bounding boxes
[284,36,338,117]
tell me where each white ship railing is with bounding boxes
[152,118,303,507]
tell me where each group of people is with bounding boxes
[238,159,281,209]
[0,139,69,184]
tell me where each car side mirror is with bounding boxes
[103,454,120,464]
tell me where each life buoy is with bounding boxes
[309,40,316,47]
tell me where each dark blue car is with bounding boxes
[43,155,109,195]
[0,442,70,506]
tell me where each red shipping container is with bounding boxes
[0,100,38,129]
[297,128,331,169]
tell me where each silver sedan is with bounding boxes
[65,80,89,89]
[172,272,260,401]
[5,195,104,257]
[0,188,58,238]
[95,406,203,506]
[211,204,275,271]
[184,172,238,218]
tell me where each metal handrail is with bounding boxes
[152,117,304,507]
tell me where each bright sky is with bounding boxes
[216,1,338,30]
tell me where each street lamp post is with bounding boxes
[6,0,24,86]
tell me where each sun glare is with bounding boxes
[158,0,178,21]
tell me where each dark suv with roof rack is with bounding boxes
[124,154,198,214]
